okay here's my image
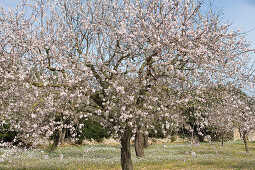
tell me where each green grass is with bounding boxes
[1,141,255,169]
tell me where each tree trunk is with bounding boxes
[144,133,149,148]
[59,129,66,145]
[243,131,249,153]
[121,128,133,170]
[52,130,60,147]
[53,128,66,147]
[221,136,224,146]
[47,130,60,152]
[135,130,144,158]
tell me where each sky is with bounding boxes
[220,0,255,49]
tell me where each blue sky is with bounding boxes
[220,0,255,49]
[0,0,18,9]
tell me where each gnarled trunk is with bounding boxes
[121,128,133,170]
[135,130,144,158]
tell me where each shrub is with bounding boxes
[0,123,17,143]
[77,118,110,143]
[170,135,177,142]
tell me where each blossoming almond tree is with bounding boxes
[1,0,254,169]
[186,85,255,151]
[224,88,255,153]
[0,2,91,146]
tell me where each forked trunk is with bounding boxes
[121,128,133,170]
[135,131,144,158]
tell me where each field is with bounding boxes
[1,141,255,169]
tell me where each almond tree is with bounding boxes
[1,0,254,169]
[227,89,255,153]
[205,86,234,145]
[205,86,255,151]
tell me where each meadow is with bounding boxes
[0,141,255,169]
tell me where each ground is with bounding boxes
[0,141,255,169]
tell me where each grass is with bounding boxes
[0,141,255,169]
